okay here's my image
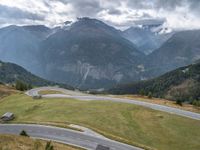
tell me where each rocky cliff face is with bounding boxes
[44,60,142,89]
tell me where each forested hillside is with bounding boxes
[0,61,73,90]
[109,62,200,105]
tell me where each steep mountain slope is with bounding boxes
[0,60,72,89]
[0,25,50,75]
[145,30,200,78]
[41,18,145,89]
[109,62,200,103]
[123,25,173,54]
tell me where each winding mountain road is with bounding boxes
[0,124,142,150]
[1,87,199,150]
[26,87,200,120]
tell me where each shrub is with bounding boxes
[20,130,29,137]
[15,80,32,91]
[176,99,183,106]
[45,141,54,150]
[28,84,33,89]
[32,95,42,99]
[192,100,200,107]
[148,92,152,99]
[15,80,28,91]
[139,89,145,96]
[34,140,42,149]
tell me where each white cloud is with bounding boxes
[0,0,200,30]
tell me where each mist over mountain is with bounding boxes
[122,23,173,54]
[144,30,200,78]
[0,25,51,75]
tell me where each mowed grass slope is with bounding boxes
[38,90,64,95]
[0,134,80,150]
[0,94,200,150]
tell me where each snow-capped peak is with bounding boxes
[52,20,74,30]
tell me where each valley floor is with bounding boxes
[0,94,200,150]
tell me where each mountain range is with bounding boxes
[0,17,200,89]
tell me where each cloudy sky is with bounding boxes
[0,0,200,30]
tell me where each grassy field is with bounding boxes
[38,90,64,95]
[0,94,200,150]
[113,94,200,113]
[0,134,81,150]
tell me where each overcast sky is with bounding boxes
[0,0,200,30]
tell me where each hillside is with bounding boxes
[0,60,51,86]
[0,84,18,99]
[144,30,200,78]
[0,135,78,150]
[0,60,73,89]
[109,62,200,104]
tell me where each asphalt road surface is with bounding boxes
[0,124,142,150]
[26,87,200,120]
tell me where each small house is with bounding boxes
[96,145,110,150]
[1,112,15,121]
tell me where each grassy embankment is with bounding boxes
[113,94,200,113]
[0,94,200,150]
[0,134,81,150]
[0,84,18,99]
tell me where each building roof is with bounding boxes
[1,112,14,118]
